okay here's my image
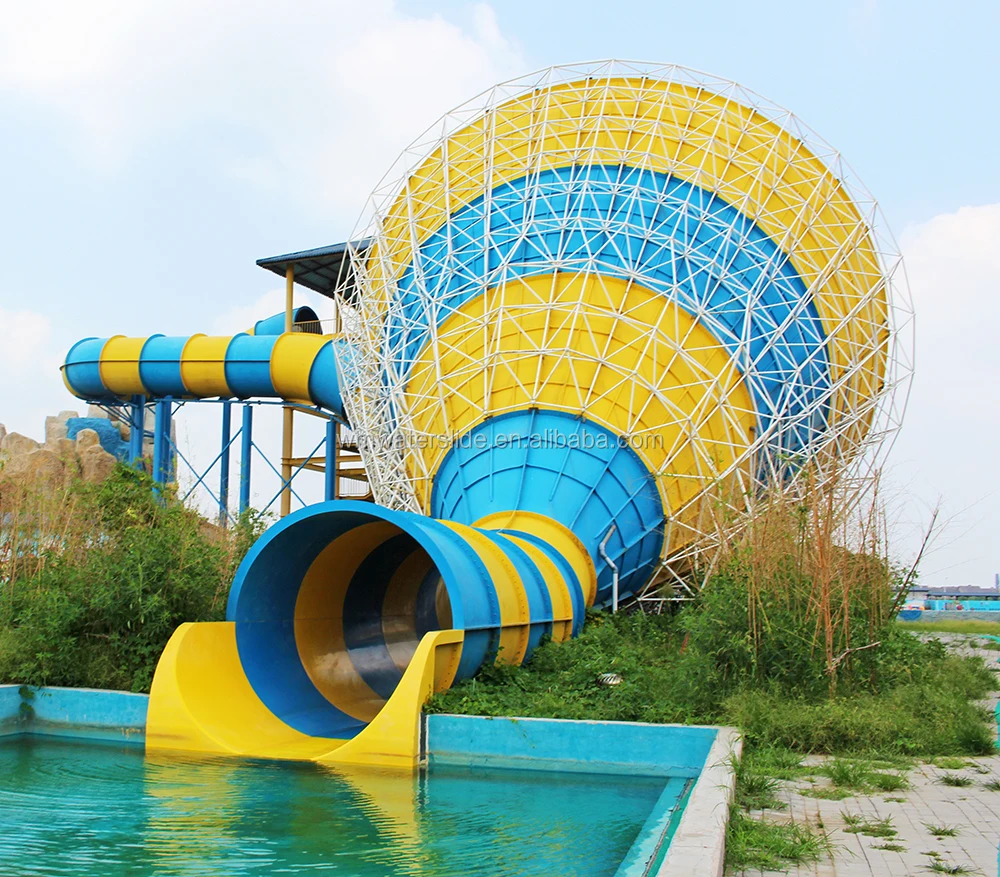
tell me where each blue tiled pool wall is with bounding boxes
[0,684,147,743]
[423,714,717,777]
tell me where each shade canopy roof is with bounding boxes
[256,240,370,300]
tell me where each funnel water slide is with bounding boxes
[61,65,907,767]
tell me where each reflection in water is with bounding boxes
[0,737,674,876]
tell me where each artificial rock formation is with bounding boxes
[0,411,119,485]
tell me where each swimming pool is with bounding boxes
[0,736,686,876]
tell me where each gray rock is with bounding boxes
[1,432,40,456]
[8,448,66,484]
[74,428,101,451]
[45,415,68,444]
[45,437,78,460]
[79,444,117,483]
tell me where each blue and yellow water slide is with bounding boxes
[60,71,890,767]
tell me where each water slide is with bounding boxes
[59,69,893,769]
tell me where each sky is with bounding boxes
[0,0,996,584]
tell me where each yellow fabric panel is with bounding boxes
[270,333,329,406]
[99,335,147,397]
[440,520,531,665]
[501,534,574,643]
[367,77,888,444]
[146,621,347,760]
[179,335,233,398]
[474,510,598,608]
[404,273,755,550]
[294,521,398,724]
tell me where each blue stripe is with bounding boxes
[477,530,553,660]
[388,165,831,460]
[63,337,113,400]
[138,336,188,397]
[224,334,278,398]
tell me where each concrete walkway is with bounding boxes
[732,634,1000,876]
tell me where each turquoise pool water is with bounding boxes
[0,737,681,876]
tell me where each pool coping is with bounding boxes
[657,725,740,877]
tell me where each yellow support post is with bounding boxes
[280,265,294,518]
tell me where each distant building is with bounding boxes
[906,585,1000,610]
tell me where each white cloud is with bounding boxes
[0,307,70,439]
[0,1,523,217]
[888,203,1000,585]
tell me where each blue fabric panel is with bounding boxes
[388,165,831,461]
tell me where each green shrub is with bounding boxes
[0,466,261,692]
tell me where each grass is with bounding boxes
[820,758,910,791]
[725,808,829,872]
[933,757,971,770]
[801,786,854,801]
[898,619,1000,636]
[938,774,975,787]
[873,842,907,852]
[925,824,960,837]
[982,779,1000,791]
[927,862,976,874]
[842,812,897,838]
[884,796,907,803]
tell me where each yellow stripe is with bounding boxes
[270,333,329,406]
[368,77,888,444]
[179,335,233,398]
[99,335,147,396]
[404,273,755,552]
[440,521,531,665]
[475,511,597,608]
[294,522,397,723]
[501,534,574,643]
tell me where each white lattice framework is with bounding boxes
[332,61,914,595]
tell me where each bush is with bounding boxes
[0,465,261,692]
[429,609,997,758]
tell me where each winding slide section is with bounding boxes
[60,68,891,768]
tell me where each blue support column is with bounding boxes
[239,404,253,515]
[325,418,337,501]
[219,400,232,527]
[152,399,173,491]
[128,395,145,469]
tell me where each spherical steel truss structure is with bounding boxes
[335,61,913,597]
